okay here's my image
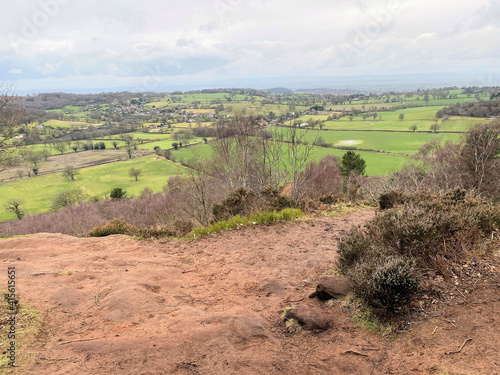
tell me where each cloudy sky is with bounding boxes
[1,0,499,93]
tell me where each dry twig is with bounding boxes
[445,338,472,355]
[343,350,369,357]
[60,337,99,345]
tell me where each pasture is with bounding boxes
[0,156,190,221]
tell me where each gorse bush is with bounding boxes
[212,187,257,221]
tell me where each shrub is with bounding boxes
[212,187,257,221]
[337,190,500,318]
[52,189,87,210]
[88,219,138,237]
[260,185,297,211]
[319,194,339,204]
[110,188,126,199]
[337,226,379,275]
[350,256,418,316]
[378,191,403,210]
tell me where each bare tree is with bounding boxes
[169,170,222,226]
[461,122,500,196]
[0,85,24,171]
[128,167,142,181]
[54,142,67,154]
[63,165,79,181]
[267,123,317,200]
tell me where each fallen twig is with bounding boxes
[445,338,472,355]
[431,326,438,336]
[83,361,96,375]
[455,286,467,299]
[60,337,99,345]
[343,350,368,357]
[285,297,305,303]
[445,319,457,328]
[361,347,380,351]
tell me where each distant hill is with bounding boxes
[263,87,293,94]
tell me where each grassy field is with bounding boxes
[309,147,409,175]
[321,107,492,132]
[109,132,173,140]
[0,156,191,221]
[26,141,128,156]
[185,108,215,114]
[281,128,462,155]
[171,122,214,129]
[43,120,103,128]
[138,137,210,150]
[170,141,409,176]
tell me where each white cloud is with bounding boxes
[8,68,23,74]
[1,0,499,92]
[37,62,61,75]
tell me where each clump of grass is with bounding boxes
[0,292,43,373]
[285,318,302,334]
[341,294,397,336]
[187,208,304,238]
[59,270,76,275]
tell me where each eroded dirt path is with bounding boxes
[1,210,499,374]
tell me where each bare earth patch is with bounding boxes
[0,210,499,374]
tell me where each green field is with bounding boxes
[322,107,491,132]
[43,120,103,128]
[138,137,210,151]
[0,156,191,221]
[280,128,462,155]
[309,147,409,175]
[170,141,409,176]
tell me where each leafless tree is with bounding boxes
[461,122,500,197]
[0,84,25,170]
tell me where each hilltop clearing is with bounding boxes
[0,210,499,374]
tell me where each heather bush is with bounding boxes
[378,191,403,210]
[337,190,500,318]
[138,219,193,239]
[89,219,139,237]
[350,256,418,315]
[337,226,374,275]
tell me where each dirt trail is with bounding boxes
[1,210,499,374]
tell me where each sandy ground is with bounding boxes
[0,210,499,374]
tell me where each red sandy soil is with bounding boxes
[1,210,499,374]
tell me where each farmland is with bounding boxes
[0,86,497,221]
[0,156,191,221]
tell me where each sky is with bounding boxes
[1,0,500,94]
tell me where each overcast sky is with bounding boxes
[1,0,499,93]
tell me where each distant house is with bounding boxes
[300,123,309,127]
